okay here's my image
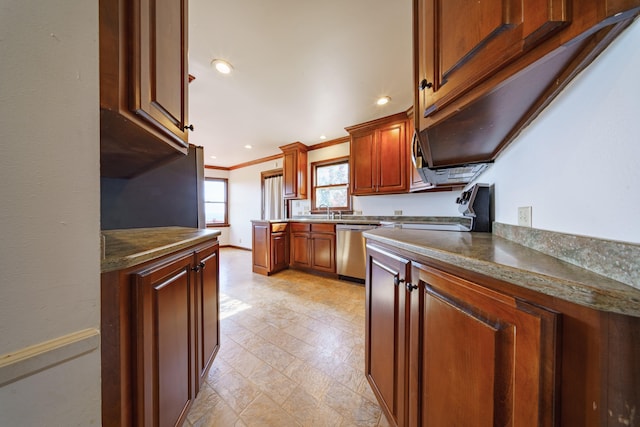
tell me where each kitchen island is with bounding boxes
[101,227,221,427]
[363,226,640,427]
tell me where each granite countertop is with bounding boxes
[363,228,640,317]
[101,227,221,273]
[251,216,471,227]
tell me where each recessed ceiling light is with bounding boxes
[376,96,391,106]
[320,135,326,140]
[244,145,252,149]
[210,155,217,159]
[211,59,233,74]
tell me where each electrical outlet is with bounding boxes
[518,206,532,227]
[394,210,403,215]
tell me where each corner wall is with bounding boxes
[0,0,101,424]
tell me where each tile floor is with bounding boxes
[182,247,391,427]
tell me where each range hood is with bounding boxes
[411,131,490,186]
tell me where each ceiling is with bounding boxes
[188,0,414,168]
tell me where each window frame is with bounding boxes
[204,177,229,227]
[310,156,351,214]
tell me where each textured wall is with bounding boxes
[0,0,101,424]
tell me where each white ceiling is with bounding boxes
[188,0,414,168]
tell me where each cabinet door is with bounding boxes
[408,264,560,427]
[415,0,568,126]
[132,0,190,146]
[365,245,410,427]
[310,232,336,273]
[290,232,311,268]
[271,232,289,272]
[252,223,270,274]
[195,243,220,387]
[133,253,196,427]
[351,132,377,195]
[376,121,407,194]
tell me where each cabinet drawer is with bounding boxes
[271,223,288,233]
[311,223,335,233]
[291,223,311,232]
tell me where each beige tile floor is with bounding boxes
[182,247,392,427]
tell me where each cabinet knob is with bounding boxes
[184,124,194,131]
[406,282,419,292]
[198,261,205,271]
[394,276,405,286]
[419,79,433,90]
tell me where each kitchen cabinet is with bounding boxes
[365,246,410,427]
[366,239,640,427]
[346,113,409,195]
[279,142,308,199]
[100,0,190,178]
[101,238,219,427]
[194,242,220,386]
[407,263,559,427]
[252,221,289,275]
[413,0,640,169]
[289,222,336,275]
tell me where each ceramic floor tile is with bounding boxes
[183,248,386,426]
[239,393,301,426]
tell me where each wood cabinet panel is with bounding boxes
[271,232,288,272]
[365,246,410,426]
[351,133,377,194]
[99,0,190,178]
[414,0,640,169]
[311,233,335,273]
[133,253,195,427]
[347,113,409,195]
[101,238,220,427]
[280,142,308,199]
[132,0,189,143]
[252,222,289,275]
[291,232,311,268]
[410,265,559,426]
[195,244,220,386]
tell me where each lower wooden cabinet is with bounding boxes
[366,241,640,427]
[365,246,410,427]
[408,263,559,427]
[252,221,289,275]
[102,239,220,427]
[290,222,336,275]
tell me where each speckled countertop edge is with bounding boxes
[252,216,472,227]
[101,227,221,273]
[363,228,640,317]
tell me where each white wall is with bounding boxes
[477,19,640,244]
[228,158,284,249]
[0,0,101,425]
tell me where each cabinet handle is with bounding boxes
[191,262,205,272]
[184,124,194,131]
[394,276,405,286]
[419,79,433,90]
[406,282,418,292]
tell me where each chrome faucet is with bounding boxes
[319,204,330,219]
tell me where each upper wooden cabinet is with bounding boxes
[100,0,190,178]
[347,113,409,196]
[279,142,308,199]
[414,0,640,168]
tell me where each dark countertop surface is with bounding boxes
[363,228,640,317]
[251,215,472,228]
[101,227,221,273]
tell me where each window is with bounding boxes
[311,157,350,212]
[204,178,228,226]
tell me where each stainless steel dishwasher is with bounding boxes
[336,224,379,283]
